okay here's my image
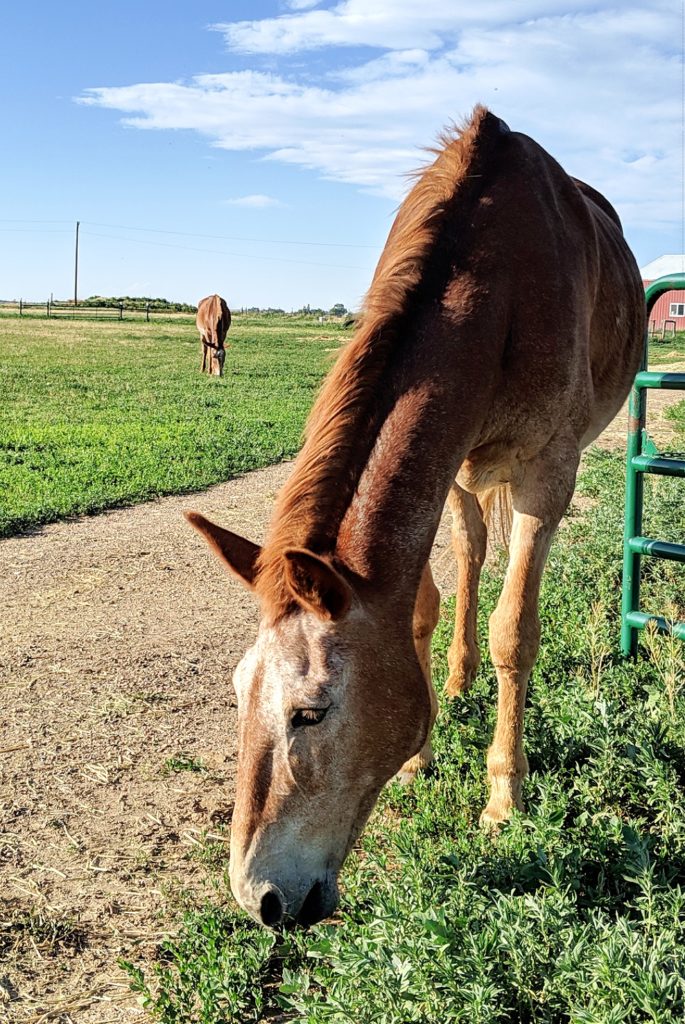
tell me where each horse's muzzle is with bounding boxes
[242,875,339,929]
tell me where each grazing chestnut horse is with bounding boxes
[187,107,645,927]
[197,294,231,376]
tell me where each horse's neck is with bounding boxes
[336,312,493,603]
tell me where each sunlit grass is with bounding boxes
[0,314,338,536]
[123,446,685,1023]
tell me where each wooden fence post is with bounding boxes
[19,299,23,316]
[47,299,51,318]
[119,303,124,321]
[146,303,150,323]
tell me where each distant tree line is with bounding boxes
[81,295,198,313]
[294,303,349,317]
[79,296,353,316]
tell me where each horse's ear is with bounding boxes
[185,512,261,591]
[283,548,353,621]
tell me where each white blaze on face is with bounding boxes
[183,509,430,927]
[227,598,428,926]
[229,613,360,922]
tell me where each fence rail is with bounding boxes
[621,274,685,656]
[49,301,125,319]
[0,300,192,321]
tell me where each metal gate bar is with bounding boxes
[620,274,685,657]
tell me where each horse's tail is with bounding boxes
[479,484,513,553]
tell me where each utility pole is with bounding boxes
[74,221,80,306]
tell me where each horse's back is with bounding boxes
[197,294,231,343]
[434,124,644,473]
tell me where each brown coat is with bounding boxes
[196,294,231,376]
[187,106,645,927]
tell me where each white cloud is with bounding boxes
[222,193,284,208]
[79,2,681,233]
[333,48,430,84]
[287,0,322,10]
[213,0,606,55]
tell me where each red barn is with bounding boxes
[641,255,685,333]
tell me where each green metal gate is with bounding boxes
[621,273,685,656]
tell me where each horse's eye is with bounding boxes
[291,707,330,729]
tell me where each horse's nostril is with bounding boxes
[259,888,283,927]
[296,881,326,927]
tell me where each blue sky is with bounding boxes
[0,1,680,309]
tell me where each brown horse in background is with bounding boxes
[187,107,645,927]
[197,294,231,376]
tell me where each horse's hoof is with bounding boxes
[479,793,522,831]
[394,748,432,786]
[479,805,508,832]
[444,671,473,697]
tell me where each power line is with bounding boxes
[84,221,378,249]
[74,221,80,307]
[0,218,378,249]
[80,229,369,270]
[0,219,74,224]
[0,227,74,234]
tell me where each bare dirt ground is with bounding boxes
[2,369,683,1022]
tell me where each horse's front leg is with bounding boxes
[396,562,440,784]
[445,483,487,696]
[482,439,579,825]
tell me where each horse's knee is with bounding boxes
[489,605,540,673]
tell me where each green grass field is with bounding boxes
[3,312,685,1020]
[0,314,339,537]
[647,331,685,366]
[1,315,684,540]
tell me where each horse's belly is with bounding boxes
[457,441,524,494]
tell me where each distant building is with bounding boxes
[640,255,685,333]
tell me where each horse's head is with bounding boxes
[186,513,430,926]
[211,346,226,377]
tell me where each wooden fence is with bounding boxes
[48,301,125,320]
[0,300,167,321]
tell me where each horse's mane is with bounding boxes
[255,105,505,618]
[212,295,230,342]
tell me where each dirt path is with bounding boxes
[2,370,682,1021]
